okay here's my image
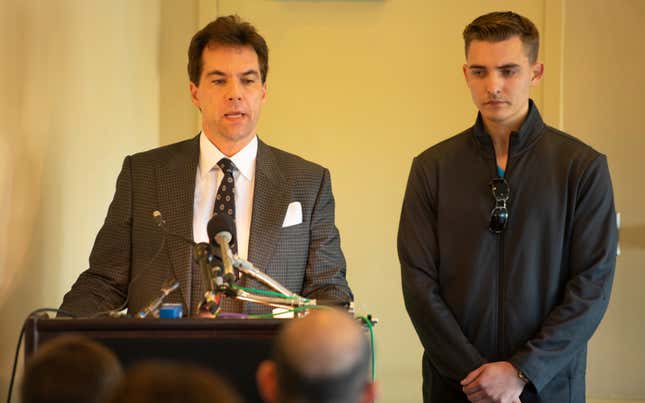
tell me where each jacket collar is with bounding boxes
[247,138,290,271]
[472,99,545,158]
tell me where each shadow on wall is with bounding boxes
[0,3,68,401]
[620,225,645,250]
[0,2,48,312]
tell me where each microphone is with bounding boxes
[207,214,236,284]
[136,278,180,318]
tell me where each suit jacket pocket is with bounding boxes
[268,223,310,291]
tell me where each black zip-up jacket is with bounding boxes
[398,100,617,403]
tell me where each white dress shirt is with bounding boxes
[193,133,257,260]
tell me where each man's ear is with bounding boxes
[261,82,268,104]
[256,360,278,403]
[189,81,200,109]
[530,62,544,85]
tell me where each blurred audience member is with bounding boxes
[256,309,377,403]
[105,360,242,403]
[21,334,122,403]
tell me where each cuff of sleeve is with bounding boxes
[508,356,543,391]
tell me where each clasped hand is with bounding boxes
[460,361,525,403]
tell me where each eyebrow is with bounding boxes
[205,70,226,77]
[496,64,520,70]
[204,69,260,77]
[241,69,260,78]
[467,63,521,70]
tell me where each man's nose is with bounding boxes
[486,74,503,95]
[226,80,242,101]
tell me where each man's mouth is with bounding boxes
[224,112,245,118]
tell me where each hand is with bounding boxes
[460,361,525,403]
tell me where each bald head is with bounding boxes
[257,309,374,403]
[280,309,367,378]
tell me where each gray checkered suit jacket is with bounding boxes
[60,135,352,317]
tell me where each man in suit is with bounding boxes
[60,15,352,317]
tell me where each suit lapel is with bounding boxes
[157,136,199,312]
[248,139,291,272]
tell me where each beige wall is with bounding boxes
[0,0,162,401]
[159,0,199,145]
[562,0,645,399]
[0,1,643,402]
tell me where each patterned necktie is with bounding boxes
[214,158,243,313]
[214,158,237,254]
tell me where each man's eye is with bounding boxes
[212,79,225,85]
[242,78,255,85]
[472,70,485,77]
[501,69,516,77]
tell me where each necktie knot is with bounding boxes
[217,158,236,175]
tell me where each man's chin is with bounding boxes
[480,110,508,123]
[205,129,256,151]
[211,127,254,142]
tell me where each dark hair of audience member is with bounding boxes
[104,360,243,403]
[21,334,123,403]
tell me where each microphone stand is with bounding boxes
[229,254,313,309]
[154,211,226,316]
[155,211,316,316]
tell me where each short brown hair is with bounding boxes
[105,361,242,403]
[188,15,269,85]
[463,11,539,64]
[21,335,122,403]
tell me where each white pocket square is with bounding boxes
[282,201,303,228]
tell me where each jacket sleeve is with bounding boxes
[398,157,487,382]
[509,154,617,392]
[301,168,353,303]
[59,156,133,316]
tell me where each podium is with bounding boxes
[24,317,286,402]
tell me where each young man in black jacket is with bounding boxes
[398,11,617,403]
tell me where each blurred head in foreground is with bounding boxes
[257,308,377,403]
[21,334,122,403]
[105,360,242,403]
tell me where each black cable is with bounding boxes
[6,308,77,403]
[89,231,169,318]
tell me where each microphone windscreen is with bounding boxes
[207,213,236,246]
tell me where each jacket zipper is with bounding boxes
[498,231,505,358]
[493,136,512,359]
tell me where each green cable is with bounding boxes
[232,284,311,301]
[359,316,376,383]
[246,305,330,319]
